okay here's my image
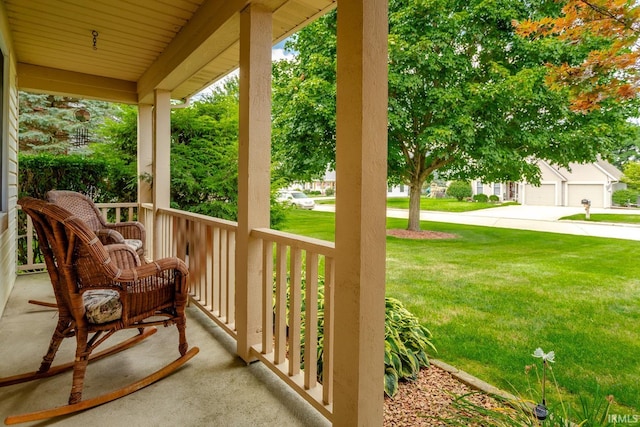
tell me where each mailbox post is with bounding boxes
[581,199,591,220]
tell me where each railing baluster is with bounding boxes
[305,252,319,390]
[26,215,34,267]
[323,256,335,405]
[227,231,236,328]
[205,225,213,311]
[212,228,220,316]
[262,240,274,354]
[288,247,302,377]
[220,230,228,319]
[275,243,287,364]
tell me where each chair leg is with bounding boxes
[37,317,71,374]
[176,316,188,356]
[69,329,90,405]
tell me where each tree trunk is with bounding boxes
[407,181,423,231]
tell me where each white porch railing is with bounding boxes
[250,227,335,419]
[143,206,335,419]
[19,203,335,420]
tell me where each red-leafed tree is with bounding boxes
[515,0,640,112]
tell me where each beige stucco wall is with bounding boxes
[552,163,605,182]
[0,4,19,317]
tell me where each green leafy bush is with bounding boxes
[447,181,472,201]
[324,188,334,196]
[384,297,436,397]
[489,195,499,202]
[612,189,638,206]
[473,194,489,203]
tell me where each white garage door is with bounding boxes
[567,184,604,208]
[524,184,556,206]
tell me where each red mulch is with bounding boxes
[387,229,458,240]
[384,364,501,426]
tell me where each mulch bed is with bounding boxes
[384,364,501,426]
[387,229,458,240]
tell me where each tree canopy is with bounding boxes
[272,0,640,231]
[19,92,117,154]
[515,0,640,112]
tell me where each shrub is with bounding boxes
[473,193,489,203]
[384,297,436,397]
[324,188,335,196]
[18,153,136,202]
[612,189,639,206]
[489,195,500,203]
[447,181,472,201]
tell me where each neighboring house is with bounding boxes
[387,183,410,197]
[293,169,336,195]
[294,168,412,197]
[472,159,625,208]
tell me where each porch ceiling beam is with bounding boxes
[16,63,137,104]
[137,0,250,104]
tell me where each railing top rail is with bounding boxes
[94,202,139,208]
[252,227,335,257]
[156,207,238,231]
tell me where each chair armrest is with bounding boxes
[114,258,190,294]
[105,244,141,270]
[95,229,126,246]
[104,222,145,243]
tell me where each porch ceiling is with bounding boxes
[3,0,335,103]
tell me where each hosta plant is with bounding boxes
[384,297,437,397]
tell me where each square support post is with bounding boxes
[153,90,171,259]
[236,4,272,362]
[334,1,388,425]
[137,103,153,205]
[138,103,154,259]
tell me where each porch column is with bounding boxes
[236,4,272,362]
[334,1,388,425]
[137,103,153,205]
[153,90,171,258]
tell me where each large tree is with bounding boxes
[272,0,640,231]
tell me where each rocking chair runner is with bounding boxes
[46,190,146,258]
[1,197,198,425]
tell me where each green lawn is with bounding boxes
[316,196,517,212]
[281,209,640,414]
[561,213,640,224]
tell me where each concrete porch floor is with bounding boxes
[0,273,331,427]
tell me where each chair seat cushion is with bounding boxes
[83,290,122,324]
[125,239,143,252]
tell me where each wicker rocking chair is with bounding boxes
[1,197,198,425]
[46,190,146,258]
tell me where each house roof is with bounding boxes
[595,158,624,181]
[539,160,568,181]
[3,0,335,104]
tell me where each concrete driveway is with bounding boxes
[314,203,640,241]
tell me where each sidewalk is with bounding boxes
[313,204,640,241]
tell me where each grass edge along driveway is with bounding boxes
[281,209,640,414]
